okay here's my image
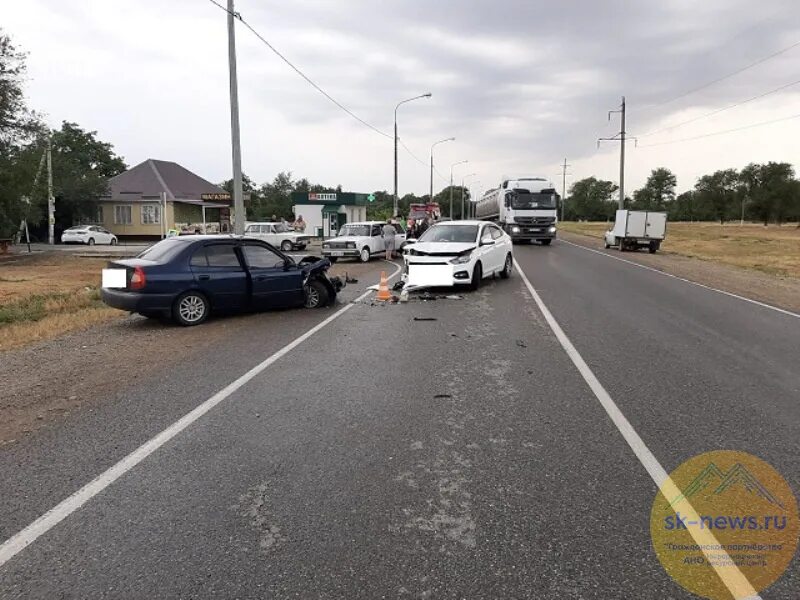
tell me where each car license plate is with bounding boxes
[530,228,541,232]
[331,250,344,256]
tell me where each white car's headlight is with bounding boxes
[511,226,520,233]
[449,252,472,265]
[322,243,330,249]
[549,226,556,233]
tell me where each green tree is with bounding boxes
[632,168,676,211]
[693,168,739,224]
[740,162,796,225]
[433,186,469,219]
[45,121,126,231]
[566,177,617,220]
[0,30,45,237]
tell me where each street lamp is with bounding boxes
[461,173,477,220]
[430,137,455,201]
[449,160,468,219]
[394,93,432,217]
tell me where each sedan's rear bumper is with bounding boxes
[101,288,175,314]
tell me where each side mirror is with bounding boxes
[481,239,495,246]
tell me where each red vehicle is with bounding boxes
[408,202,441,221]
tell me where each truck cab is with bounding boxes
[477,176,559,245]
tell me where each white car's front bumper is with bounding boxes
[403,258,473,287]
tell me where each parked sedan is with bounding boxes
[61,225,117,245]
[244,222,312,251]
[100,236,343,326]
[321,221,406,263]
[402,220,513,290]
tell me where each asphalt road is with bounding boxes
[0,240,798,598]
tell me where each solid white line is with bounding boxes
[0,261,401,569]
[560,239,800,319]
[513,259,762,600]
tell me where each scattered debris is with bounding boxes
[419,291,437,301]
[392,280,405,291]
[413,317,438,321]
[345,273,358,284]
[399,289,409,303]
[515,339,527,348]
[433,394,452,399]
[449,332,459,337]
[443,294,464,300]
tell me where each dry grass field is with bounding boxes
[559,221,800,279]
[0,254,123,352]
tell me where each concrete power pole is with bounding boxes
[598,96,630,210]
[47,138,54,245]
[227,0,245,235]
[559,158,571,221]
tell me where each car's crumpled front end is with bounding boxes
[298,256,345,298]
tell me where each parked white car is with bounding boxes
[402,220,513,290]
[244,222,312,252]
[61,225,118,246]
[321,221,406,263]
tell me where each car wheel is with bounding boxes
[469,262,482,291]
[649,240,659,254]
[360,247,371,262]
[173,291,209,326]
[604,241,610,249]
[87,238,95,246]
[110,238,118,246]
[281,240,293,252]
[304,279,329,308]
[500,253,512,279]
[541,239,552,246]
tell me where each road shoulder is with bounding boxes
[559,231,800,314]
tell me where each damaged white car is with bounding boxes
[402,220,513,290]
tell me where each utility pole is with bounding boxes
[227,0,245,235]
[598,96,633,210]
[461,173,476,220]
[430,137,454,202]
[559,158,571,221]
[449,160,468,219]
[47,137,54,245]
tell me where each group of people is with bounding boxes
[270,214,307,233]
[381,215,434,260]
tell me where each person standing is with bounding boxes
[294,215,306,233]
[382,219,397,260]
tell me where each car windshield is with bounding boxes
[418,224,478,243]
[136,239,187,262]
[510,192,557,210]
[336,224,370,237]
[65,226,87,231]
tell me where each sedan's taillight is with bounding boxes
[130,266,146,290]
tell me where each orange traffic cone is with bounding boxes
[376,271,392,301]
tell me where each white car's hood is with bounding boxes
[327,235,370,243]
[407,241,475,255]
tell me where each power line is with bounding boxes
[206,0,391,139]
[398,137,449,182]
[637,112,800,148]
[641,77,800,137]
[645,39,800,109]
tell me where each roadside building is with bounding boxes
[290,191,369,238]
[99,159,231,239]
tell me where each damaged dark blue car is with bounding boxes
[100,235,344,326]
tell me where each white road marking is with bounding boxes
[560,239,800,319]
[513,259,762,600]
[0,261,402,569]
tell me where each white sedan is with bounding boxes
[402,220,513,290]
[321,221,406,263]
[61,225,118,245]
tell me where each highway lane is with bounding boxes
[514,239,800,598]
[0,240,797,598]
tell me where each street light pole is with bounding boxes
[393,93,431,217]
[461,173,477,220]
[227,0,245,235]
[430,137,454,201]
[449,160,468,219]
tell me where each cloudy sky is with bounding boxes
[4,0,800,198]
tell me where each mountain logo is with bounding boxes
[667,461,785,510]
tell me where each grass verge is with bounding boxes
[559,221,800,279]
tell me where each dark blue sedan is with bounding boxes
[100,236,343,326]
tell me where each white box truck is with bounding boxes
[604,210,667,253]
